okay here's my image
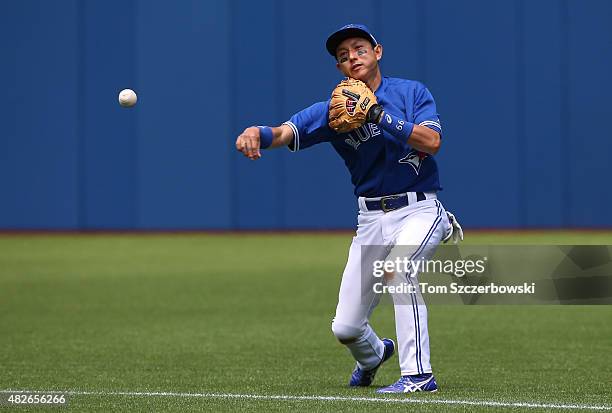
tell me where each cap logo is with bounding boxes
[327,24,377,56]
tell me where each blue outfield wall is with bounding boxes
[0,0,611,230]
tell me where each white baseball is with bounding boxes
[118,89,137,107]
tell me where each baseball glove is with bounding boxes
[328,78,383,133]
[442,211,464,244]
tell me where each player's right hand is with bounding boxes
[235,127,261,160]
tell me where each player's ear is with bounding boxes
[375,44,383,61]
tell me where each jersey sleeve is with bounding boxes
[283,101,333,152]
[413,83,442,135]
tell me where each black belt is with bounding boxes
[365,192,426,213]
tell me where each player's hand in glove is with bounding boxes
[443,211,464,244]
[328,78,384,133]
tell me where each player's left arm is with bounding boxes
[377,111,441,155]
[406,125,440,155]
[376,83,442,155]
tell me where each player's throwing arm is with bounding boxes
[235,125,294,160]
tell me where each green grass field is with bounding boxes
[1,232,611,412]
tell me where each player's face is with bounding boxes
[335,38,382,81]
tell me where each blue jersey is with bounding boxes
[283,77,442,197]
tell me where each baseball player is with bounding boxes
[235,24,462,393]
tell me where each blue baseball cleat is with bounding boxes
[376,373,438,393]
[349,338,395,387]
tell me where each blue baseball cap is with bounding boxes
[326,24,378,57]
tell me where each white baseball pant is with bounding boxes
[331,193,449,376]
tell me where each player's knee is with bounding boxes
[331,321,363,344]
